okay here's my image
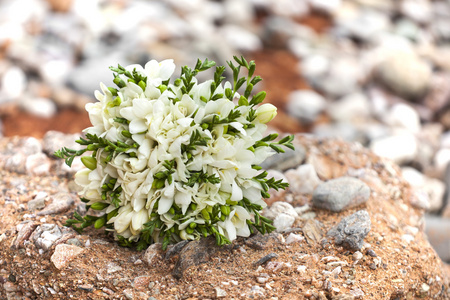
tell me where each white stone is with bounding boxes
[384,103,421,133]
[263,201,298,220]
[370,133,418,165]
[327,93,371,122]
[308,0,341,14]
[273,213,296,232]
[316,57,362,97]
[270,0,309,17]
[434,148,450,175]
[22,98,57,118]
[287,90,327,123]
[297,265,307,273]
[26,153,51,175]
[1,66,26,101]
[219,25,261,52]
[300,54,329,81]
[285,164,322,195]
[400,0,432,24]
[401,234,415,243]
[285,233,304,244]
[402,167,425,187]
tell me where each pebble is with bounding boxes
[34,224,63,251]
[1,66,27,101]
[375,50,432,100]
[327,93,371,123]
[27,196,46,211]
[25,153,51,175]
[51,244,84,270]
[302,219,324,245]
[106,262,123,274]
[353,251,363,261]
[312,177,371,212]
[264,202,298,232]
[285,233,304,244]
[3,282,18,292]
[143,243,162,266]
[254,253,278,266]
[370,133,418,165]
[260,144,306,171]
[21,97,57,118]
[215,287,227,298]
[284,164,322,195]
[132,276,151,290]
[327,210,371,250]
[384,103,421,133]
[13,222,38,249]
[287,90,327,124]
[37,193,75,216]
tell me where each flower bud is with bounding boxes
[255,103,277,124]
[81,156,97,170]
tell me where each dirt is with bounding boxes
[0,134,449,299]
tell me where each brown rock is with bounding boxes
[12,222,38,249]
[51,244,84,270]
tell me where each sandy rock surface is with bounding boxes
[0,134,449,299]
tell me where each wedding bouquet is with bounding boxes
[55,56,294,250]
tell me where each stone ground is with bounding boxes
[0,134,449,299]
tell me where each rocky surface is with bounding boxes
[0,133,449,299]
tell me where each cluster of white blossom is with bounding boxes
[57,57,293,249]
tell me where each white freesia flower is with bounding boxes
[63,58,293,250]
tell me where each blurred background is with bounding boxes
[1,0,450,262]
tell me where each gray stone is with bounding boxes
[287,90,327,123]
[375,50,431,100]
[143,243,163,266]
[327,93,371,123]
[260,144,306,171]
[28,194,47,211]
[327,210,371,250]
[312,177,371,212]
[34,224,63,251]
[425,215,450,262]
[37,193,75,216]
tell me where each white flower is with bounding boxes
[68,58,291,249]
[255,103,277,124]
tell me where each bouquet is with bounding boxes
[55,56,294,250]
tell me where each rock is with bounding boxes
[219,25,261,52]
[370,133,418,165]
[172,236,231,279]
[254,253,278,266]
[327,210,371,250]
[51,244,84,270]
[37,193,75,216]
[400,0,432,24]
[384,103,421,133]
[26,153,51,175]
[327,93,371,123]
[33,224,63,251]
[312,177,371,212]
[263,202,298,231]
[244,232,282,250]
[106,262,123,274]
[284,164,322,195]
[132,276,152,290]
[260,144,306,171]
[3,282,18,292]
[315,57,362,98]
[12,222,38,249]
[300,54,329,83]
[402,167,445,212]
[287,90,327,124]
[143,243,163,266]
[42,131,82,157]
[425,215,450,262]
[302,219,324,245]
[308,0,341,14]
[28,192,47,211]
[0,66,27,102]
[21,97,57,118]
[215,287,227,298]
[375,51,432,101]
[335,7,390,42]
[285,233,304,244]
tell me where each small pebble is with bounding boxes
[254,253,278,266]
[366,249,377,257]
